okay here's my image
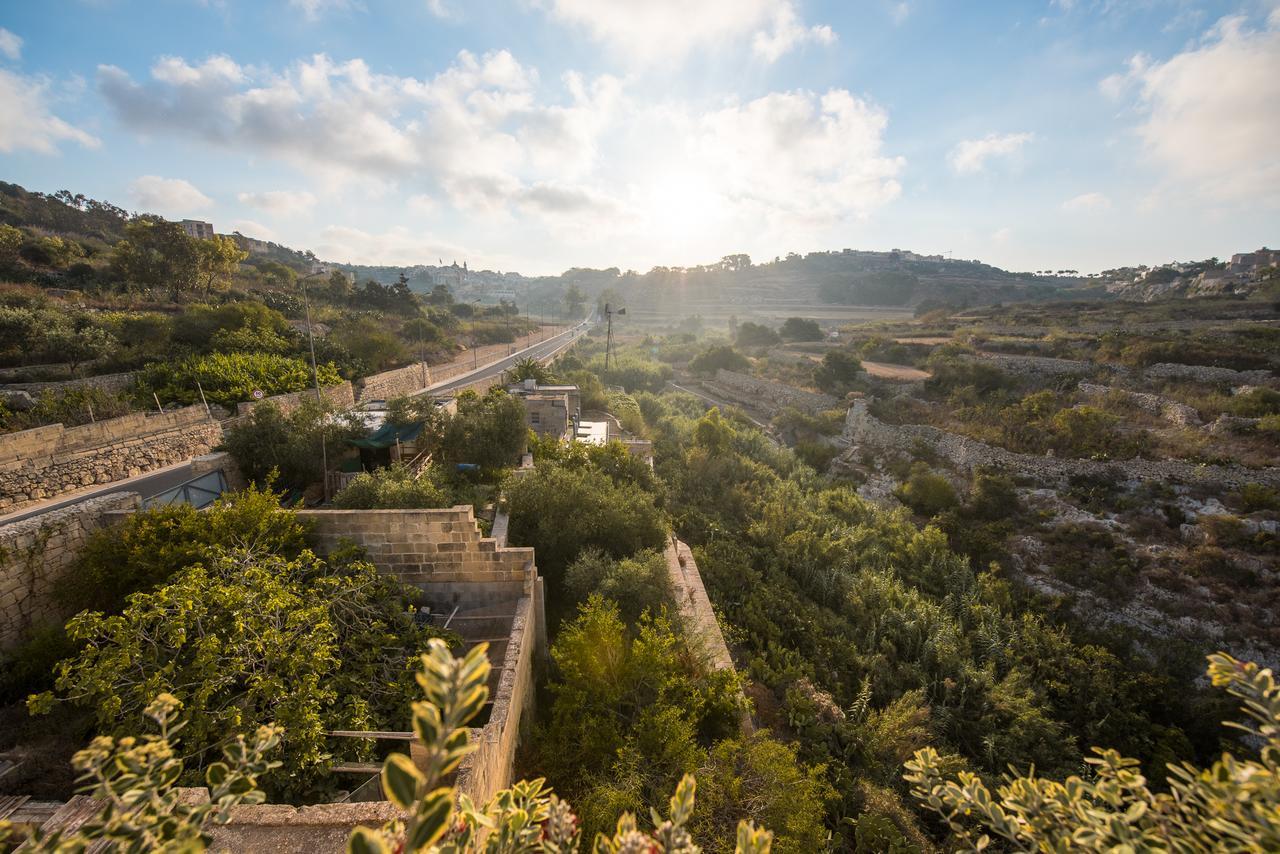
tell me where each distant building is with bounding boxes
[179,219,215,240]
[506,379,581,440]
[1228,248,1280,275]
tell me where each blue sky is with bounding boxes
[0,0,1276,275]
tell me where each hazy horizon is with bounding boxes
[1,1,1277,276]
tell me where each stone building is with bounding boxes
[178,219,215,240]
[505,379,580,440]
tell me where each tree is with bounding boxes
[111,217,200,300]
[778,317,822,342]
[0,223,22,265]
[735,322,781,349]
[564,547,671,623]
[690,345,750,376]
[506,356,554,385]
[222,397,365,492]
[350,639,774,854]
[507,462,668,585]
[195,235,248,297]
[905,653,1280,852]
[46,324,117,376]
[31,522,448,799]
[437,388,527,470]
[812,350,862,394]
[426,283,454,306]
[564,284,587,318]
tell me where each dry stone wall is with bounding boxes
[711,369,839,415]
[355,362,432,403]
[1078,382,1202,427]
[0,371,139,397]
[840,398,1280,490]
[971,352,1096,377]
[234,382,355,417]
[1143,363,1274,385]
[0,407,222,513]
[0,492,140,650]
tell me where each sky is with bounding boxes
[0,1,1277,276]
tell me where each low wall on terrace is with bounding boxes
[355,362,431,403]
[710,369,839,415]
[0,406,221,513]
[0,492,140,650]
[234,382,355,418]
[839,398,1280,490]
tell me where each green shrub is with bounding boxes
[894,464,960,517]
[564,547,672,622]
[735,322,781,349]
[437,387,527,470]
[778,317,822,342]
[812,350,862,394]
[1228,387,1280,417]
[331,463,450,509]
[222,399,366,493]
[138,351,341,408]
[690,345,750,376]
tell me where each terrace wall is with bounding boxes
[0,492,140,650]
[0,406,221,513]
[711,370,839,415]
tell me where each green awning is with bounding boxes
[349,420,427,449]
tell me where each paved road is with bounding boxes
[0,460,198,525]
[420,317,592,396]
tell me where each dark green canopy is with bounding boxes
[349,420,426,449]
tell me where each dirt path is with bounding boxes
[861,360,931,381]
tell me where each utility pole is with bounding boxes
[299,269,330,500]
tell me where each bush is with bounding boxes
[735,322,781,349]
[437,388,527,470]
[564,547,672,622]
[1229,387,1280,417]
[905,653,1280,852]
[778,317,822,342]
[331,463,450,509]
[690,345,750,376]
[812,350,862,394]
[507,461,668,591]
[0,385,134,432]
[894,464,959,517]
[138,351,342,408]
[222,399,366,493]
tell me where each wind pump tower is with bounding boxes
[604,302,626,371]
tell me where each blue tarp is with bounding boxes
[348,420,426,449]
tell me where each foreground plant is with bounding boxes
[904,652,1280,852]
[2,694,280,852]
[348,639,774,853]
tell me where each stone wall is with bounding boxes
[1143,362,1274,385]
[1078,382,1202,427]
[0,492,140,650]
[355,362,431,403]
[665,538,753,734]
[296,506,535,602]
[840,398,1280,490]
[0,407,222,513]
[234,382,355,417]
[971,352,1096,377]
[711,370,839,415]
[0,371,139,397]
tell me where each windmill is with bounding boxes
[604,302,626,371]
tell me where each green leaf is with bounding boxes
[381,754,423,810]
[347,826,389,854]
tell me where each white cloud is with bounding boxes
[752,4,836,62]
[890,3,910,25]
[129,175,213,214]
[1062,191,1111,212]
[0,28,22,61]
[97,48,906,264]
[992,226,1012,244]
[425,0,451,18]
[948,131,1034,174]
[0,68,99,154]
[288,0,359,21]
[1104,13,1280,201]
[227,219,279,241]
[237,189,318,216]
[315,224,473,266]
[540,0,835,63]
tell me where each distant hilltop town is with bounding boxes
[1100,246,1279,301]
